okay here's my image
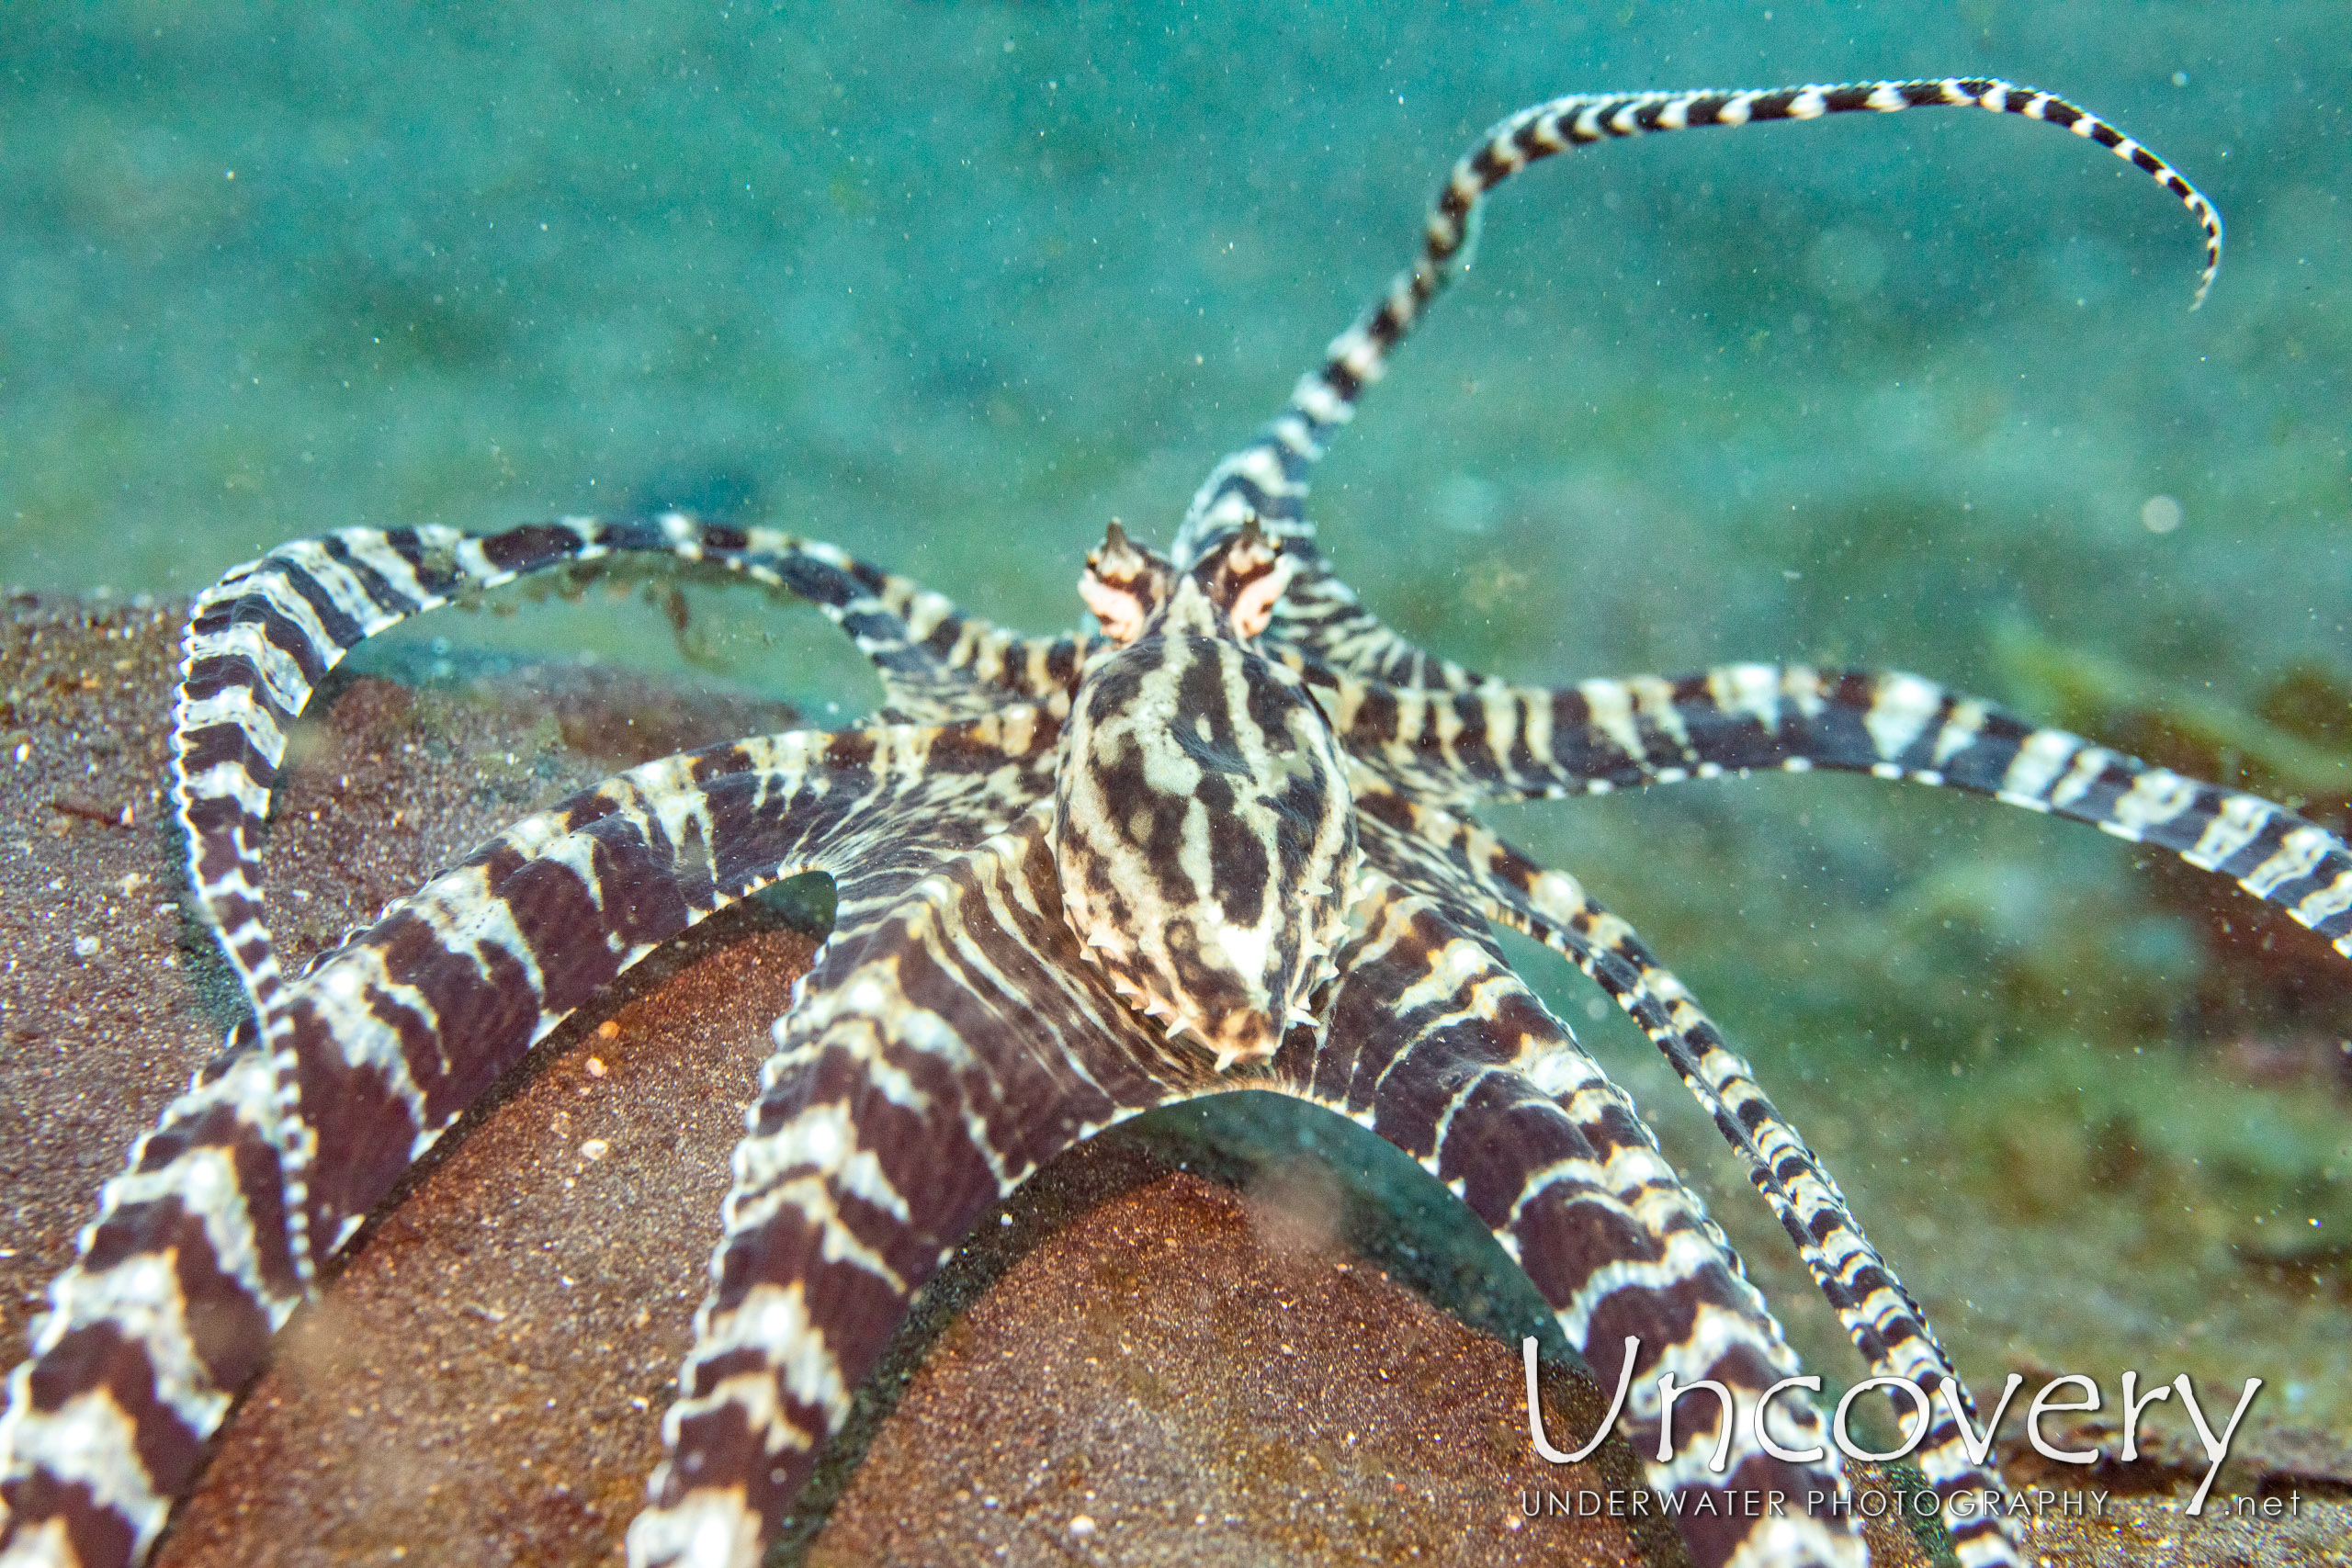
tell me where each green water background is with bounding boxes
[3,3,2347,1457]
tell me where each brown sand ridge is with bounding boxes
[3,592,2343,1566]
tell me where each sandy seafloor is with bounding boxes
[2,2,2348,1562]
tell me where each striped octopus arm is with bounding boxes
[173,515,1080,1045]
[628,799,1212,1565]
[1176,77,2218,684]
[1353,781,2027,1568]
[0,709,1059,1568]
[1316,663,2352,962]
[1267,871,1868,1568]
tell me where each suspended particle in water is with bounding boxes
[2142,494,2184,534]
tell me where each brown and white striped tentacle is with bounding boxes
[844,567,1091,725]
[628,799,1216,1565]
[1629,668,2352,960]
[0,1045,299,1568]
[1358,782,2025,1565]
[1177,76,2218,575]
[1340,770,1769,1305]
[1340,777,1876,1450]
[1271,872,1863,1568]
[1261,545,1491,693]
[274,711,1063,1266]
[172,514,1081,1281]
[173,514,1069,1021]
[2,710,1059,1568]
[1315,661,2352,961]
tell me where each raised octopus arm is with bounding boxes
[1178,78,2218,686]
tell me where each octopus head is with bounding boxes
[1056,519,1357,1071]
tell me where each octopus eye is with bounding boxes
[1079,519,1172,645]
[1204,518,1295,639]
